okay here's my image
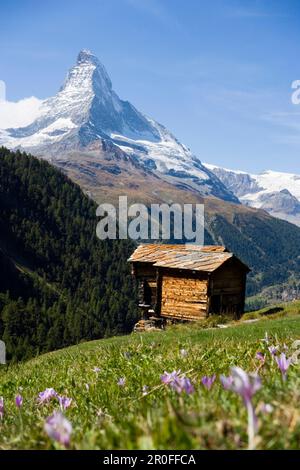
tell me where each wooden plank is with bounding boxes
[161,309,207,320]
[159,272,210,320]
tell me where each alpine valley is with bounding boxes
[1,49,300,309]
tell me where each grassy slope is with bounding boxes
[1,302,300,450]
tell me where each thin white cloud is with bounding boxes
[226,8,270,18]
[262,111,300,132]
[0,96,43,129]
[126,0,182,30]
[224,1,287,19]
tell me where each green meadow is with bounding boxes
[0,301,300,450]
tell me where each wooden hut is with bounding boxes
[128,244,250,321]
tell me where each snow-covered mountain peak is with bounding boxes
[59,49,112,102]
[77,49,99,65]
[0,51,238,202]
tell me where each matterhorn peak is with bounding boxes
[77,49,99,66]
[58,49,112,100]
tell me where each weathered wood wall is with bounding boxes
[160,272,209,320]
[209,260,246,315]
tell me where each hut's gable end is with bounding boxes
[160,271,209,321]
[208,258,247,316]
[132,261,156,278]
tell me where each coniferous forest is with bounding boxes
[0,147,138,360]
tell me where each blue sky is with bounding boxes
[0,0,300,173]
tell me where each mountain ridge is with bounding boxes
[204,163,300,226]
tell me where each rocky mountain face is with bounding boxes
[0,50,237,203]
[204,164,300,227]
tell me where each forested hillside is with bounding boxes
[204,199,300,297]
[0,147,138,360]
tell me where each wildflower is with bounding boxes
[220,374,234,390]
[161,370,194,395]
[180,349,188,358]
[15,394,23,408]
[160,370,181,390]
[142,385,149,396]
[0,397,4,420]
[161,370,181,385]
[181,377,194,394]
[268,345,278,356]
[38,388,57,404]
[57,396,72,411]
[201,374,216,390]
[230,367,261,403]
[256,352,265,363]
[275,353,292,380]
[117,377,126,387]
[223,367,261,450]
[92,367,101,373]
[44,411,72,448]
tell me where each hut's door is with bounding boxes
[210,295,221,314]
[138,280,155,306]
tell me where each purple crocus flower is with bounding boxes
[161,370,194,395]
[0,397,4,420]
[57,396,72,410]
[201,374,216,390]
[181,377,194,394]
[256,352,266,363]
[117,377,126,387]
[275,353,292,380]
[15,394,23,408]
[142,385,149,396]
[44,411,72,448]
[161,370,181,392]
[230,367,261,403]
[223,367,261,450]
[92,367,101,373]
[38,388,57,404]
[161,370,180,384]
[220,374,234,390]
[268,345,279,356]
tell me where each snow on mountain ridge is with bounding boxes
[204,163,300,226]
[205,163,300,201]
